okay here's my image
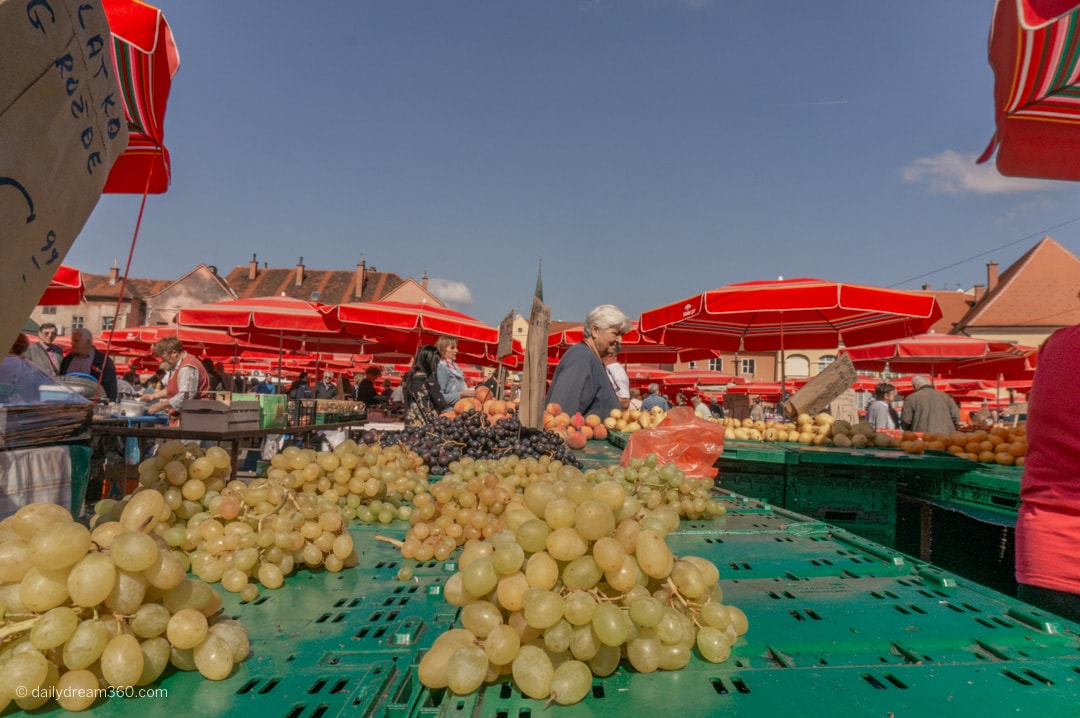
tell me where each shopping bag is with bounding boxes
[620,406,726,479]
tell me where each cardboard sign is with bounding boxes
[829,389,859,425]
[0,0,128,354]
[781,354,858,419]
[497,310,515,359]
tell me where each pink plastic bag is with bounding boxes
[620,406,726,478]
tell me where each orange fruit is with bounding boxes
[988,434,1005,446]
[1015,456,1025,467]
[994,452,1015,466]
[922,433,938,444]
[965,442,983,454]
[927,440,946,451]
[902,431,918,442]
[977,450,997,463]
[947,444,964,454]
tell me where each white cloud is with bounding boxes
[900,150,1057,194]
[427,278,474,305]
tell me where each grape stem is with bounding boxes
[374,535,405,549]
[0,617,39,643]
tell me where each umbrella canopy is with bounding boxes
[330,300,508,359]
[891,376,996,395]
[978,0,1080,180]
[102,0,180,194]
[37,265,85,306]
[790,374,882,392]
[622,367,669,384]
[548,322,719,365]
[177,296,341,335]
[662,369,736,388]
[639,278,942,353]
[839,333,1028,375]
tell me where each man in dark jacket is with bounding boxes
[59,327,118,401]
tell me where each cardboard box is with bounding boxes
[180,399,260,433]
[232,393,288,429]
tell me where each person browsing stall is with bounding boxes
[402,345,450,426]
[1015,325,1080,623]
[867,382,901,430]
[24,322,64,376]
[143,337,210,419]
[315,370,338,399]
[641,383,670,411]
[435,335,475,405]
[546,304,630,418]
[60,327,118,402]
[602,344,631,410]
[900,374,960,436]
[354,366,385,406]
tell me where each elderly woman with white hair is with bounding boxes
[546,304,630,418]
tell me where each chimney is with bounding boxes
[354,258,366,300]
[208,265,217,275]
[921,283,931,290]
[422,267,428,291]
[295,257,305,286]
[972,283,985,305]
[987,261,999,292]
[248,254,258,280]
[108,260,119,286]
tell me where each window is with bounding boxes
[818,355,836,372]
[41,306,57,315]
[786,354,810,377]
[71,316,84,329]
[740,358,755,375]
[101,316,115,331]
[687,361,697,370]
[708,358,723,372]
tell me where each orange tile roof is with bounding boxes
[223,265,406,304]
[956,237,1080,330]
[909,288,973,334]
[83,272,170,300]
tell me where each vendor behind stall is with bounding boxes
[546,304,630,418]
[142,337,210,421]
[60,328,118,402]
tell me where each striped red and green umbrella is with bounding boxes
[102,0,180,194]
[978,0,1080,180]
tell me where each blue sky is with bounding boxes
[69,0,1080,327]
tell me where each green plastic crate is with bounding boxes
[785,466,898,547]
[942,469,1022,520]
[714,460,786,506]
[607,430,630,448]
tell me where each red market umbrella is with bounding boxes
[548,322,719,365]
[624,366,674,386]
[640,278,942,353]
[102,325,240,354]
[662,369,736,388]
[790,374,882,392]
[891,376,996,395]
[177,296,340,335]
[102,0,180,194]
[639,278,942,390]
[37,265,85,305]
[978,0,1080,180]
[177,296,344,383]
[330,300,510,360]
[839,333,1027,375]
